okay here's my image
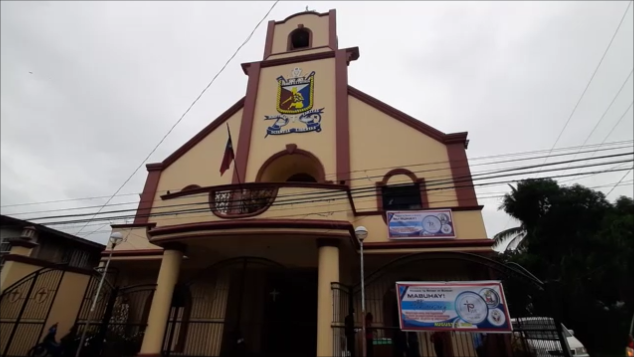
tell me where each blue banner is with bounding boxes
[396,281,513,332]
[387,209,456,239]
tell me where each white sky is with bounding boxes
[1,1,633,244]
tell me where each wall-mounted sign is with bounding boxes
[386,209,456,239]
[395,281,512,333]
[264,67,324,137]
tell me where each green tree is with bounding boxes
[496,178,633,356]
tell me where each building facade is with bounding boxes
[103,9,496,357]
[0,214,103,288]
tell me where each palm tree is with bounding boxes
[493,226,527,252]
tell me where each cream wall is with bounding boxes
[348,95,487,242]
[42,271,91,339]
[348,96,458,209]
[245,59,337,182]
[270,14,330,56]
[110,227,161,252]
[148,111,242,227]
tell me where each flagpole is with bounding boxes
[226,123,242,185]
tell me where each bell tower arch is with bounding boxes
[262,10,338,59]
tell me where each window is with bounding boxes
[381,183,423,211]
[289,28,310,50]
[286,173,317,183]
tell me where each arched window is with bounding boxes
[286,173,317,183]
[288,28,311,50]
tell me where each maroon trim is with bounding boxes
[181,185,201,192]
[241,47,359,74]
[233,62,261,184]
[7,238,38,249]
[374,168,430,222]
[363,239,493,250]
[2,254,94,275]
[328,9,338,50]
[110,223,157,229]
[263,20,275,59]
[133,167,161,225]
[273,10,331,24]
[148,219,357,247]
[209,187,279,219]
[287,26,313,51]
[101,249,163,257]
[348,86,460,144]
[446,142,479,206]
[161,181,347,200]
[145,97,245,171]
[255,144,327,182]
[335,49,351,185]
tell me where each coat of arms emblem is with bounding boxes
[264,67,324,137]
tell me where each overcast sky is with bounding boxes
[1,1,633,245]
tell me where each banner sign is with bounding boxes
[387,209,456,239]
[396,281,512,332]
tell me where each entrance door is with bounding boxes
[261,270,317,356]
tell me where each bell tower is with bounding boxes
[262,9,338,59]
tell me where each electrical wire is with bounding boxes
[539,0,633,168]
[569,68,633,162]
[604,168,633,197]
[72,0,280,236]
[15,151,634,222]
[3,140,632,217]
[25,162,633,227]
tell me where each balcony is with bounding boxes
[154,182,352,227]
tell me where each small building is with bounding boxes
[0,214,104,288]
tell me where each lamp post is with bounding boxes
[355,226,368,357]
[75,232,123,357]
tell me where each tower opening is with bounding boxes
[289,28,311,50]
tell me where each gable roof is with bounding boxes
[0,214,105,251]
[348,85,468,146]
[145,96,245,172]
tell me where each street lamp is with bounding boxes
[75,231,124,357]
[355,226,368,357]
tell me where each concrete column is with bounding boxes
[0,238,39,292]
[138,245,184,356]
[316,238,340,357]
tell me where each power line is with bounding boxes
[11,151,634,222]
[73,1,280,237]
[2,139,632,213]
[25,160,633,226]
[52,177,634,236]
[39,166,633,230]
[13,172,630,237]
[572,68,633,160]
[540,0,633,166]
[5,142,632,217]
[605,168,633,198]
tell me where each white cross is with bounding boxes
[270,289,280,302]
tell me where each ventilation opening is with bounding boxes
[290,29,310,50]
[286,173,317,183]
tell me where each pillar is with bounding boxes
[138,244,184,356]
[316,238,340,357]
[0,231,39,292]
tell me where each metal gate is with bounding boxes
[0,265,67,357]
[331,252,572,357]
[73,274,155,357]
[162,257,315,357]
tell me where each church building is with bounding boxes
[103,9,494,357]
